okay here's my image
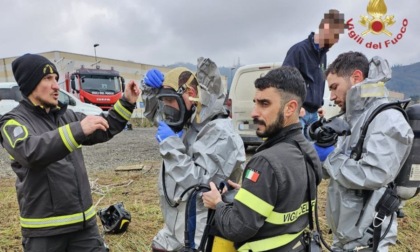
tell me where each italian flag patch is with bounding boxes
[245,169,260,183]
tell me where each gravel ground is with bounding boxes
[0,128,162,178]
[0,127,255,178]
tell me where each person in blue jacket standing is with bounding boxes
[283,9,347,137]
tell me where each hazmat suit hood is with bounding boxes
[192,57,227,125]
[345,56,391,122]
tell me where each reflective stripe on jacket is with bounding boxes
[20,206,96,228]
[214,124,322,251]
[0,97,134,237]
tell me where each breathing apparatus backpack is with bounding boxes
[350,99,420,200]
[346,99,420,252]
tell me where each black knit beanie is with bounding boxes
[12,54,59,97]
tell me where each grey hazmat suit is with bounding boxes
[323,56,414,251]
[140,57,246,251]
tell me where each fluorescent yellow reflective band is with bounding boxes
[2,119,29,148]
[114,100,132,121]
[266,200,316,225]
[236,188,316,225]
[235,188,274,217]
[58,124,80,152]
[20,206,96,228]
[237,230,304,251]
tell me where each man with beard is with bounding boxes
[318,52,413,251]
[283,9,347,137]
[0,53,140,251]
[140,58,245,251]
[202,66,323,252]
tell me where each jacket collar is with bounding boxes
[308,32,329,54]
[256,123,302,153]
[21,97,68,117]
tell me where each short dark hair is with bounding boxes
[325,51,369,79]
[254,66,306,108]
[319,9,347,31]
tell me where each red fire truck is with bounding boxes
[62,66,125,111]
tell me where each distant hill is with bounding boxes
[167,61,420,100]
[387,62,420,101]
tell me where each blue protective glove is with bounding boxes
[155,121,183,143]
[144,68,164,89]
[313,143,335,162]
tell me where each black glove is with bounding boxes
[307,116,351,147]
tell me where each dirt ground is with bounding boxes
[0,128,418,251]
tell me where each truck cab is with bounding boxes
[65,66,125,111]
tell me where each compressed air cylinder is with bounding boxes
[395,104,420,199]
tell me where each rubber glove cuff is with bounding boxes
[156,121,183,143]
[314,143,335,162]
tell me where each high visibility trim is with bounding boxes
[2,119,29,148]
[20,206,96,228]
[65,125,79,149]
[58,125,80,152]
[235,188,316,225]
[266,200,316,225]
[237,230,304,251]
[235,188,274,217]
[114,100,131,121]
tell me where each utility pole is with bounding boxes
[93,43,99,68]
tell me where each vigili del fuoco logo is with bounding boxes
[346,0,408,49]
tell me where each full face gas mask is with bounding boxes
[156,68,196,132]
[156,87,193,132]
[307,113,351,147]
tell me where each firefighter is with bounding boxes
[203,66,323,251]
[140,58,245,251]
[316,52,413,251]
[0,53,140,252]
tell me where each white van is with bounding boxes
[0,82,103,117]
[228,63,282,148]
[322,81,341,119]
[228,63,341,148]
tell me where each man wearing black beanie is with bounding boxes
[0,53,141,252]
[12,53,60,97]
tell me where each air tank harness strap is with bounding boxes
[371,184,400,252]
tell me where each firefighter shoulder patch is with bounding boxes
[2,119,29,148]
[245,168,261,183]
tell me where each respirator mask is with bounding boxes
[307,113,351,146]
[156,86,193,132]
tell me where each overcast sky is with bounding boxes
[2,0,419,68]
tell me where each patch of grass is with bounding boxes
[1,171,419,251]
[130,118,154,128]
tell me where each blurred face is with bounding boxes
[251,87,285,138]
[28,74,59,111]
[319,23,345,48]
[327,73,353,110]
